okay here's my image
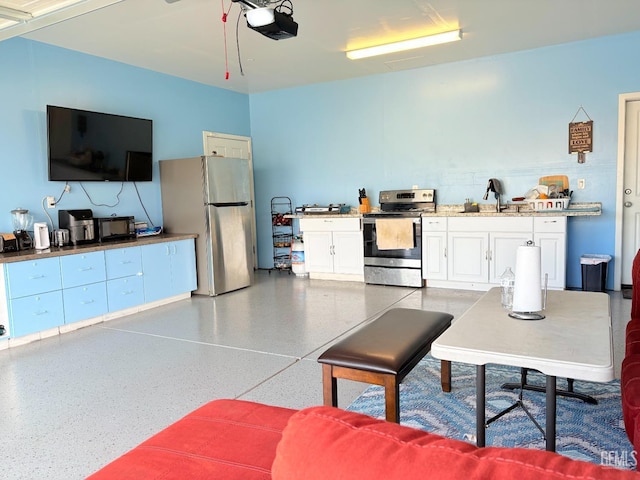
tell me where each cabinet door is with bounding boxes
[5,257,61,298]
[535,232,566,289]
[141,242,173,302]
[423,231,447,280]
[170,239,197,294]
[489,232,532,284]
[60,251,106,288]
[63,283,108,323]
[332,231,364,275]
[303,231,334,273]
[448,232,488,283]
[107,276,144,312]
[105,247,142,280]
[9,291,64,337]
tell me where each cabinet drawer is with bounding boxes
[107,276,144,312]
[105,247,142,280]
[9,291,64,337]
[533,216,566,233]
[5,258,62,298]
[422,217,447,232]
[60,251,106,288]
[299,217,361,232]
[63,283,108,323]
[448,216,533,232]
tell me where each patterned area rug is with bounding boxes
[347,355,635,470]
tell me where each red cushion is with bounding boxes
[627,328,640,356]
[272,406,640,480]
[632,250,640,318]
[622,356,640,445]
[88,399,296,480]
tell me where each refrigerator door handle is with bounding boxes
[209,202,249,207]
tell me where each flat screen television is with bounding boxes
[47,105,153,182]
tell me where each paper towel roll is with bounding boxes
[512,243,542,313]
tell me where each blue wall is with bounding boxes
[3,31,640,289]
[0,37,250,232]
[251,31,640,289]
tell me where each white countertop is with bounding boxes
[431,287,613,382]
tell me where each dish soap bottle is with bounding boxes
[500,267,515,310]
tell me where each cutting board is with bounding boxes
[539,175,569,192]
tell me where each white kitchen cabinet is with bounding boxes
[425,215,567,290]
[534,217,567,289]
[299,217,363,280]
[422,218,447,281]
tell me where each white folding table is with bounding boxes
[431,287,613,451]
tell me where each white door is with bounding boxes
[622,101,640,285]
[489,232,532,284]
[203,131,257,269]
[423,232,447,281]
[448,232,488,283]
[303,231,334,273]
[332,231,364,275]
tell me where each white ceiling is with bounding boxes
[7,0,640,94]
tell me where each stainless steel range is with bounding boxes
[363,189,436,287]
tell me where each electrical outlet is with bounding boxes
[46,196,55,208]
[578,179,586,190]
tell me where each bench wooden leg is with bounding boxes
[322,364,338,407]
[441,360,451,392]
[383,374,400,423]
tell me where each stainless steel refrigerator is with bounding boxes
[159,156,254,296]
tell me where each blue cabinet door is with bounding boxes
[60,251,106,288]
[5,258,61,298]
[9,291,65,337]
[107,276,144,312]
[141,243,173,303]
[141,240,196,303]
[105,247,142,280]
[63,283,108,323]
[171,239,197,294]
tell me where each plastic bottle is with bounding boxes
[500,267,515,310]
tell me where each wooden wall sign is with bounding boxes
[568,119,593,163]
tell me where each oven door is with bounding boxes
[363,216,422,268]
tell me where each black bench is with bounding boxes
[318,308,453,423]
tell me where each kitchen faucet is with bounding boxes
[483,178,503,212]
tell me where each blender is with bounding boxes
[11,208,34,250]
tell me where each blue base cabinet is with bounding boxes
[9,291,65,337]
[0,236,196,344]
[141,239,197,303]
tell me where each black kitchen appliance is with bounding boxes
[0,233,19,253]
[59,209,96,245]
[362,189,436,288]
[94,216,135,242]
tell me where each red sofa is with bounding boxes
[622,249,640,466]
[88,398,639,479]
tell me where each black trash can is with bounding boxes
[580,254,612,292]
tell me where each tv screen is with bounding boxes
[47,105,153,182]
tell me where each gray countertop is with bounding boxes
[0,233,197,264]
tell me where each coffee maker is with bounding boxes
[58,209,96,245]
[11,208,33,250]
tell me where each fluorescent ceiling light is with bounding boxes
[246,7,275,28]
[346,29,462,60]
[0,6,33,22]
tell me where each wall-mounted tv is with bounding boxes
[47,105,153,182]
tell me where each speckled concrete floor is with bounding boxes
[0,271,629,479]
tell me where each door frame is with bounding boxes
[615,92,640,290]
